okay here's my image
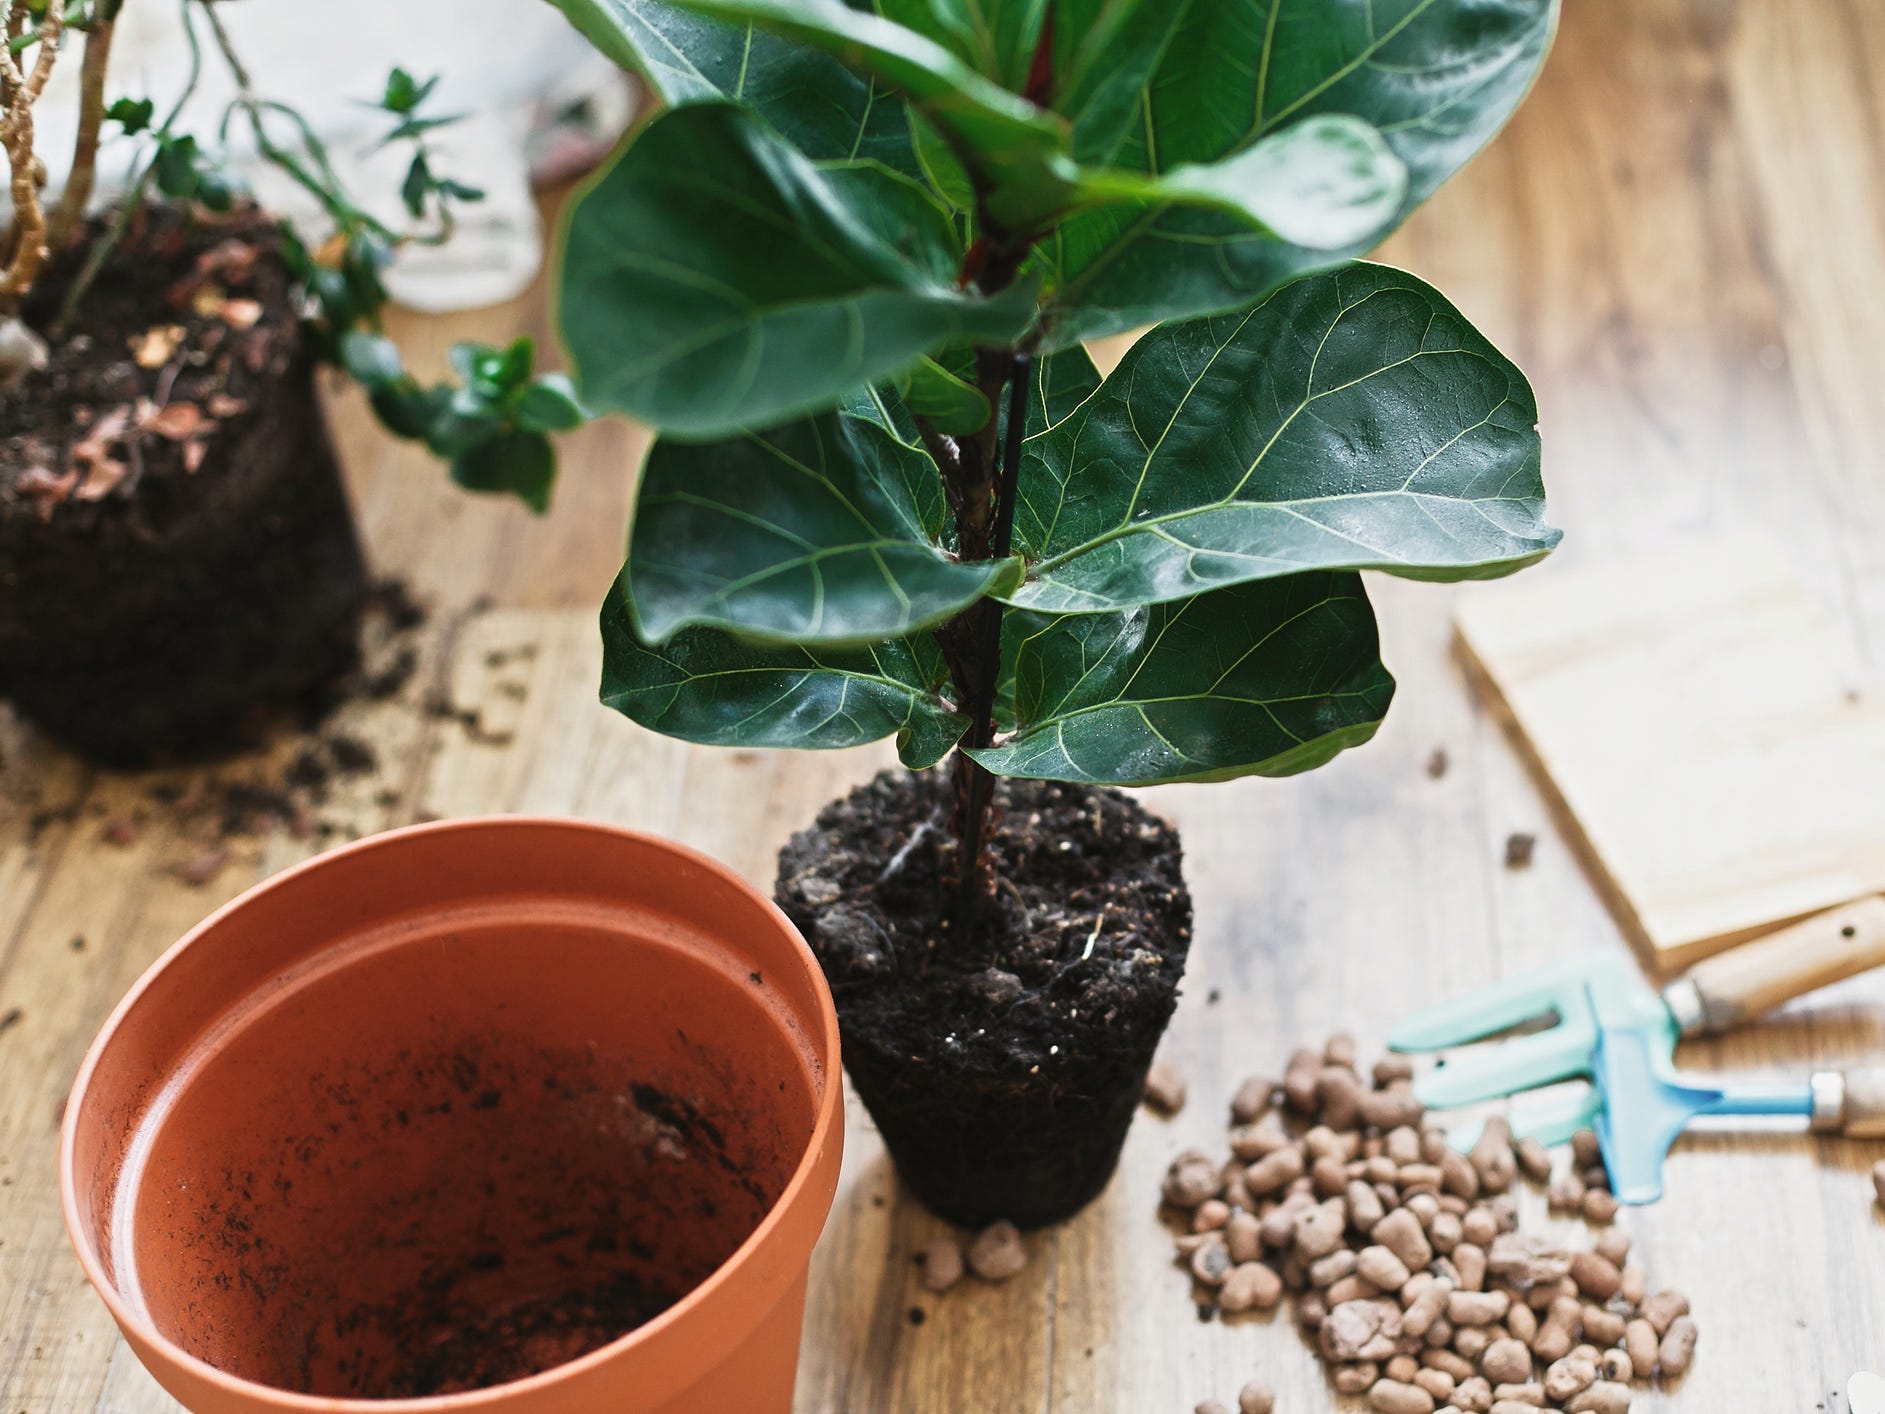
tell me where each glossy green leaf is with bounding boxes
[559,102,1036,437]
[908,111,976,210]
[1041,0,1560,342]
[1034,342,1101,431]
[655,0,1076,233]
[628,407,1018,645]
[1010,264,1556,614]
[600,572,964,766]
[543,0,919,175]
[900,356,991,435]
[1051,0,1193,163]
[513,374,587,433]
[338,329,403,388]
[1071,114,1407,251]
[451,430,555,513]
[876,0,1051,90]
[969,572,1394,785]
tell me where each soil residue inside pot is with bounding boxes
[127,932,813,1402]
[378,1269,679,1398]
[0,204,368,762]
[777,770,1191,1228]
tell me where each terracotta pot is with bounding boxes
[61,817,842,1413]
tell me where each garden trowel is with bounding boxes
[1387,895,1885,1148]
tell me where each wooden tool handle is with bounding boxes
[1838,1067,1885,1139]
[1675,895,1885,1033]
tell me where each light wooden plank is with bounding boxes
[1456,533,1885,967]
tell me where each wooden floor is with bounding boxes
[6,1,1885,1408]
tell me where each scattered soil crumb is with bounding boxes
[365,578,427,633]
[1504,831,1537,868]
[172,846,232,887]
[363,645,419,700]
[327,733,377,775]
[1427,746,1449,779]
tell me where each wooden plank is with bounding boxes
[1456,533,1885,968]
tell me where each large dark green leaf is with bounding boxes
[1041,0,1560,342]
[654,0,1073,232]
[1052,0,1196,163]
[969,571,1394,784]
[1069,114,1406,251]
[621,0,1406,250]
[545,0,918,174]
[559,101,1035,437]
[1008,263,1557,614]
[627,407,1018,645]
[600,571,964,766]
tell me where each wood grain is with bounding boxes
[1457,533,1885,968]
[6,1,1885,1409]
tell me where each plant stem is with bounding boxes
[1,0,60,307]
[5,2,87,56]
[951,351,1031,939]
[45,0,116,250]
[52,0,199,334]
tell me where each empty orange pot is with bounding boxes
[61,817,842,1413]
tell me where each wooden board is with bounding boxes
[1457,534,1885,970]
[8,2,1885,1410]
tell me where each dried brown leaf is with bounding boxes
[219,298,264,330]
[129,324,186,370]
[13,466,76,511]
[72,457,128,501]
[72,405,133,468]
[195,238,260,286]
[144,401,213,441]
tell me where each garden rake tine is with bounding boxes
[1386,952,1602,1053]
[1414,1022,1597,1109]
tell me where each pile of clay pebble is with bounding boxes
[1149,1036,1699,1414]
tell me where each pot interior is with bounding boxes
[92,903,818,1399]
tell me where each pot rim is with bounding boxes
[58,814,844,1412]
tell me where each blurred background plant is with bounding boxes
[2,0,615,505]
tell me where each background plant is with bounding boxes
[1,0,574,508]
[552,0,1563,927]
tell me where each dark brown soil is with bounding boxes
[777,770,1191,1228]
[381,1272,678,1397]
[0,204,366,763]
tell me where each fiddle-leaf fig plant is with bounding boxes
[550,0,1562,1226]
